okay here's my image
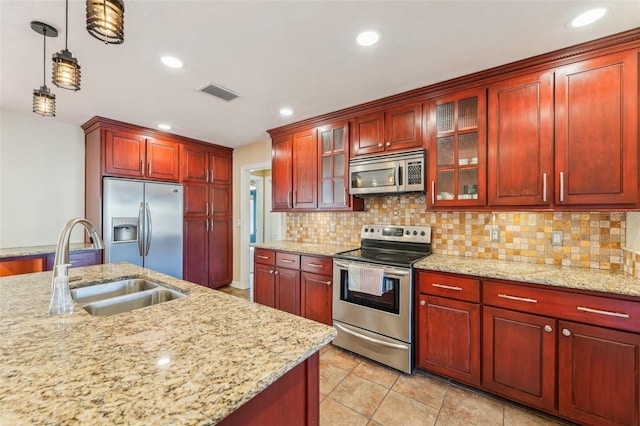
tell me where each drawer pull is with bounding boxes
[307,263,325,268]
[562,328,571,337]
[544,325,552,333]
[281,259,295,263]
[432,283,462,291]
[256,255,270,259]
[420,300,426,306]
[498,293,538,304]
[577,306,630,319]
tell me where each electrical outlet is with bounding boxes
[551,231,563,246]
[330,223,336,232]
[490,226,500,243]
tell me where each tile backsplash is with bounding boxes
[285,195,626,271]
[623,248,640,278]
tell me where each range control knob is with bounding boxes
[370,228,375,233]
[405,230,410,235]
[420,231,426,236]
[413,231,418,236]
[364,228,369,233]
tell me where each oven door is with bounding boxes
[349,160,405,195]
[333,259,412,343]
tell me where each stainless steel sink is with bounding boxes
[71,279,185,317]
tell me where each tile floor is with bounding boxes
[217,285,573,426]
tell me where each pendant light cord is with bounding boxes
[42,27,46,87]
[65,0,69,50]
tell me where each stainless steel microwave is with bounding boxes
[349,148,426,195]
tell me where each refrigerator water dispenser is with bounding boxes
[112,217,138,243]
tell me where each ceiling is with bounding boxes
[1,1,638,149]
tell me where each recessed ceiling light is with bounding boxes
[160,56,183,69]
[158,123,171,130]
[568,7,609,28]
[356,30,380,47]
[279,108,293,116]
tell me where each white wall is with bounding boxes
[0,109,85,247]
[627,212,640,252]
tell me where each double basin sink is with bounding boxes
[71,279,185,317]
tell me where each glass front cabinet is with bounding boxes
[428,87,486,208]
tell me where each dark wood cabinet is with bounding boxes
[183,217,208,286]
[318,121,349,209]
[482,306,556,411]
[488,71,554,207]
[558,321,640,426]
[351,101,422,156]
[428,87,486,208]
[275,267,301,315]
[292,129,318,209]
[210,148,232,185]
[272,134,293,211]
[184,183,208,216]
[555,50,638,207]
[300,255,334,326]
[208,217,232,288]
[181,143,209,183]
[254,249,276,308]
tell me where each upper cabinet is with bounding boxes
[428,88,486,208]
[272,134,293,210]
[487,71,554,207]
[351,101,423,156]
[554,50,638,207]
[318,121,349,209]
[292,128,318,209]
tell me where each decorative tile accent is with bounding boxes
[285,195,627,271]
[623,247,640,279]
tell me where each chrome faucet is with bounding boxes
[52,218,104,285]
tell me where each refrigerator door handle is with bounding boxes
[137,202,144,256]
[145,202,152,256]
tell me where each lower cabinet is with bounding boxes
[275,263,301,316]
[301,272,333,326]
[183,217,232,288]
[1,250,101,277]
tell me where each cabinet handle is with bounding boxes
[210,218,214,230]
[326,281,332,286]
[559,172,564,202]
[577,306,630,319]
[385,142,391,147]
[269,270,274,275]
[206,169,209,183]
[294,190,297,205]
[431,181,435,205]
[420,300,426,306]
[206,218,209,232]
[562,328,571,337]
[210,202,214,215]
[544,325,553,333]
[498,293,538,304]
[343,187,347,204]
[542,173,547,203]
[377,143,383,148]
[287,191,292,209]
[274,271,279,275]
[210,169,214,182]
[148,162,152,175]
[281,259,295,263]
[432,283,462,291]
[140,160,144,174]
[256,255,270,260]
[206,203,209,216]
[307,263,324,268]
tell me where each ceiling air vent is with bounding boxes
[199,83,239,101]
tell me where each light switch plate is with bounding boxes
[330,223,336,232]
[551,231,563,246]
[490,226,500,243]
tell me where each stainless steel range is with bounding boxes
[333,224,431,373]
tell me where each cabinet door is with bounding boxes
[292,129,318,209]
[146,137,180,181]
[555,50,638,206]
[181,143,209,183]
[183,217,208,286]
[482,306,556,411]
[210,149,232,184]
[184,183,208,216]
[428,87,486,208]
[301,272,332,325]
[275,267,301,315]
[417,294,480,386]
[254,262,275,307]
[104,129,145,178]
[352,111,385,156]
[385,101,422,152]
[558,321,640,426]
[210,184,231,216]
[272,135,293,210]
[208,217,232,288]
[488,71,553,206]
[318,121,349,209]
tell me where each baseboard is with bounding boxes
[230,280,249,290]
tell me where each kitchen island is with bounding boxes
[0,263,336,425]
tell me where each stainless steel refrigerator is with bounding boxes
[103,178,183,279]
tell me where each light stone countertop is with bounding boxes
[415,254,640,298]
[0,263,336,425]
[0,243,100,259]
[251,241,358,257]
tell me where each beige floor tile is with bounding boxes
[372,390,439,426]
[320,359,350,395]
[440,385,504,426]
[352,359,401,388]
[367,420,383,426]
[392,371,449,409]
[321,346,362,371]
[329,374,389,418]
[320,391,327,402]
[435,412,475,426]
[320,397,369,426]
[503,404,567,426]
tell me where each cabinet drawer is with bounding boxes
[276,252,300,269]
[45,251,101,270]
[254,249,275,266]
[301,256,332,275]
[483,281,640,333]
[418,271,480,303]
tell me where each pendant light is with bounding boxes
[52,0,81,91]
[86,0,125,44]
[31,21,58,117]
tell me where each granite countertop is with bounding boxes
[415,254,640,298]
[0,243,101,259]
[251,241,357,257]
[0,263,336,425]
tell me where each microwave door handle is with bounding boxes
[395,162,400,192]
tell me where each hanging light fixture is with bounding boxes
[52,0,81,91]
[86,0,125,44]
[31,21,58,117]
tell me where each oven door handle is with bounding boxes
[334,323,409,350]
[334,261,409,277]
